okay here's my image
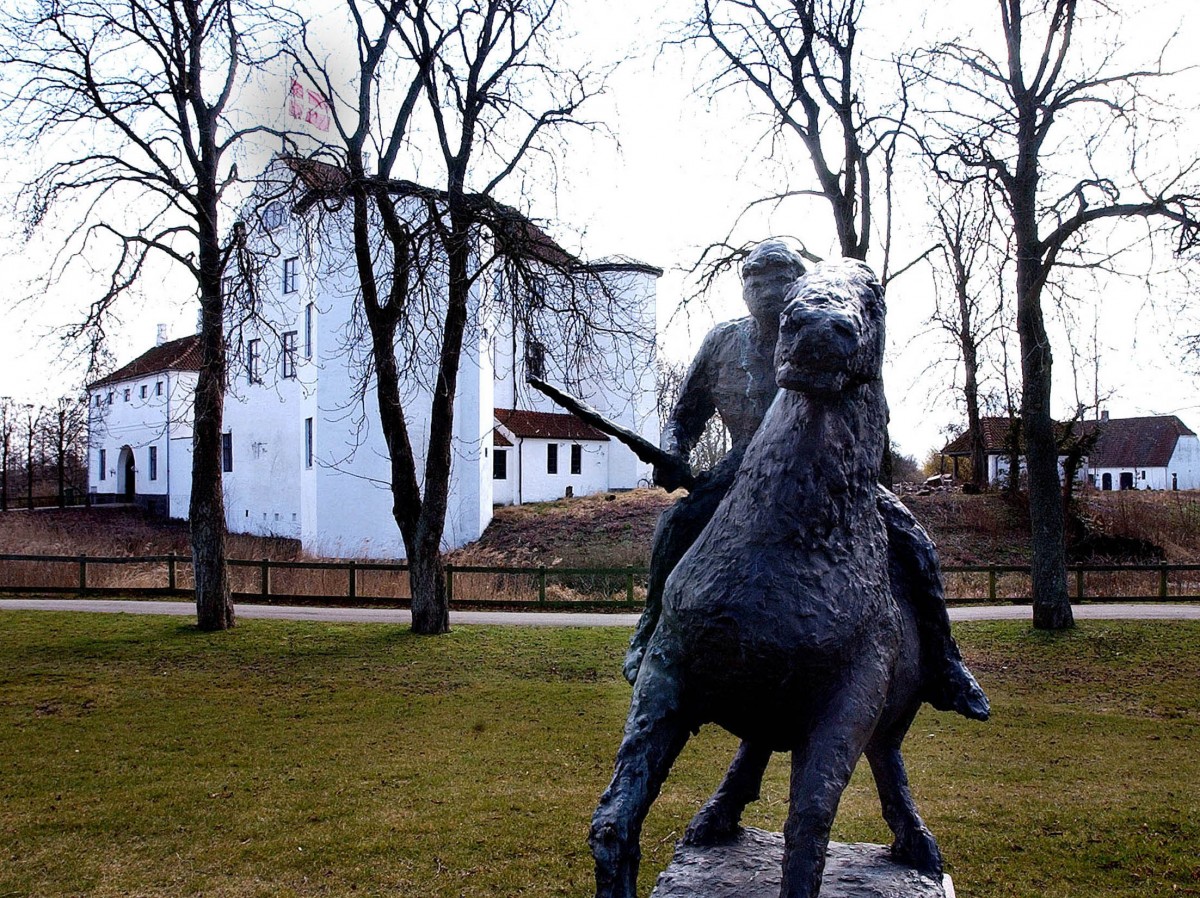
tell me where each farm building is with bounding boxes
[86,171,660,558]
[940,413,1200,490]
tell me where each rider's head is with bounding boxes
[741,239,807,329]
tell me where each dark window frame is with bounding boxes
[283,256,299,294]
[281,331,298,379]
[570,444,582,475]
[546,443,558,475]
[221,432,233,473]
[148,445,158,481]
[99,448,106,481]
[247,339,262,384]
[304,303,314,359]
[493,448,508,480]
[304,417,313,469]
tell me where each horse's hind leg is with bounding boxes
[591,651,691,898]
[865,732,943,875]
[684,739,772,845]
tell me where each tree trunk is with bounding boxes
[189,185,233,631]
[408,540,450,634]
[190,317,233,630]
[1015,257,1074,630]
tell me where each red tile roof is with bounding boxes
[1089,416,1195,468]
[493,429,512,447]
[941,414,1195,469]
[89,335,203,388]
[494,408,609,442]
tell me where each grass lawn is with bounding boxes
[1,613,1197,897]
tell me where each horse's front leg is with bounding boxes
[780,654,891,898]
[591,646,692,898]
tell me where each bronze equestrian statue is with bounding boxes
[590,259,986,898]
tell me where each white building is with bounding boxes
[87,178,660,558]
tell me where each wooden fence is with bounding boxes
[2,552,1200,609]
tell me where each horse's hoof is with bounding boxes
[683,805,741,846]
[892,825,943,876]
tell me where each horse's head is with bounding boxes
[774,259,885,397]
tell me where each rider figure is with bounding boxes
[626,239,988,721]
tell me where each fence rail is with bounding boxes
[2,553,1200,609]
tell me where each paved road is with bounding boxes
[2,598,1199,625]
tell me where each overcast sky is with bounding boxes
[2,0,1198,459]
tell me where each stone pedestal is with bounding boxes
[649,828,954,898]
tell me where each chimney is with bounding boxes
[156,324,169,346]
[1100,409,1109,422]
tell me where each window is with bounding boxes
[222,432,233,473]
[148,445,158,481]
[247,339,261,384]
[546,443,558,475]
[222,275,234,300]
[304,303,314,359]
[106,391,114,405]
[570,444,582,475]
[283,256,299,294]
[155,381,163,396]
[525,340,546,380]
[281,331,298,379]
[493,448,508,480]
[261,201,286,231]
[123,388,130,402]
[94,395,101,407]
[140,384,147,399]
[304,418,313,469]
[98,449,106,481]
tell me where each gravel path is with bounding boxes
[2,598,1199,625]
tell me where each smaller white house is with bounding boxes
[86,332,201,517]
[492,408,613,505]
[1086,413,1200,491]
[940,413,1200,490]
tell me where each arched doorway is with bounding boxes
[1101,472,1112,491]
[117,446,135,502]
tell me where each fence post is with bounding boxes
[260,558,270,598]
[445,563,454,606]
[627,569,635,604]
[348,561,357,600]
[1075,566,1084,602]
[538,566,547,605]
[78,553,87,592]
[988,566,997,603]
[1160,564,1169,600]
[167,552,177,591]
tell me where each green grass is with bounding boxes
[1,614,1197,897]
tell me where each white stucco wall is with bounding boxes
[508,437,609,504]
[88,368,197,517]
[1167,435,1200,490]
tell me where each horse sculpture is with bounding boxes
[590,259,960,898]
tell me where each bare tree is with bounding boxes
[691,0,904,269]
[49,396,89,507]
[0,397,13,512]
[911,0,1200,629]
[288,0,629,634]
[656,357,731,473]
[1,0,296,628]
[926,178,1008,491]
[22,404,44,509]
